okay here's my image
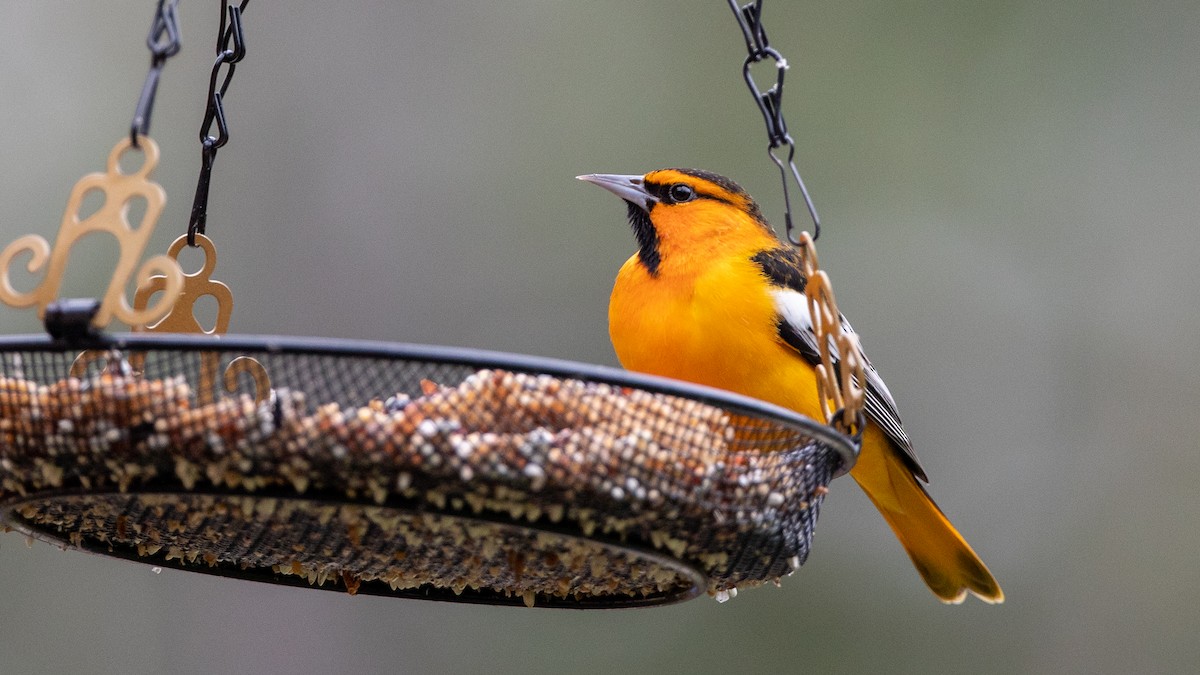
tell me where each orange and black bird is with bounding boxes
[579,168,1002,604]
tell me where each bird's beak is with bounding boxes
[576,173,658,212]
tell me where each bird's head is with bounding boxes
[578,168,776,275]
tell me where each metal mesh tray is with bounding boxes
[0,333,856,608]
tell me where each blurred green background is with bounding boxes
[2,1,1198,673]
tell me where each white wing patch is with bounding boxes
[773,289,815,342]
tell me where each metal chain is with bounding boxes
[188,0,249,246]
[726,0,821,244]
[129,0,182,148]
[728,2,865,439]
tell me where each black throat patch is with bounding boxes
[626,200,661,275]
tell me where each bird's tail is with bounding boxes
[850,427,1004,604]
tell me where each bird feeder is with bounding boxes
[0,1,859,608]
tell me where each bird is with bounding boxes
[578,168,1003,604]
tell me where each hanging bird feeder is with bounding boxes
[0,0,861,608]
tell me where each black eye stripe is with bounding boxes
[645,169,772,229]
[644,181,735,206]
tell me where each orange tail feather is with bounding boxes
[850,427,1004,604]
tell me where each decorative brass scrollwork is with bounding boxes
[130,233,270,404]
[133,234,232,335]
[0,137,183,330]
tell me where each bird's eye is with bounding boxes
[667,183,695,203]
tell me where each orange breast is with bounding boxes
[608,252,823,422]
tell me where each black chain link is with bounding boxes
[188,0,249,246]
[727,0,821,243]
[129,0,182,149]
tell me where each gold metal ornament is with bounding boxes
[223,355,271,404]
[796,232,865,436]
[131,233,270,404]
[132,233,232,335]
[0,136,184,330]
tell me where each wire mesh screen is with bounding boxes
[0,333,854,608]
